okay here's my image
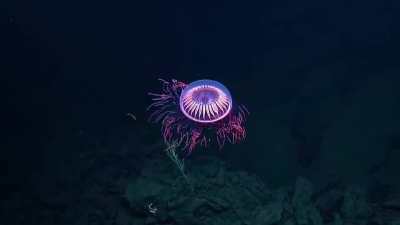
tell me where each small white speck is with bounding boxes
[126,113,136,120]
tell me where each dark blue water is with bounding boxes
[2,0,400,224]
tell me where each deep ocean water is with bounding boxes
[2,0,400,224]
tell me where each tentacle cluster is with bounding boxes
[148,79,248,154]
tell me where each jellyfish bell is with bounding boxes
[148,78,248,153]
[179,79,233,123]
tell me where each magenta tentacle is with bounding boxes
[147,79,248,154]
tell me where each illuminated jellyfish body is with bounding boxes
[148,79,249,153]
[180,80,233,123]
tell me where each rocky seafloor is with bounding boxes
[122,155,400,225]
[2,128,400,225]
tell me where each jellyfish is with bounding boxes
[147,79,249,154]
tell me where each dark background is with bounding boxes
[2,0,400,222]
